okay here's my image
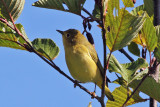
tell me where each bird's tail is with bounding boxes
[97,82,114,101]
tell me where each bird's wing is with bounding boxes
[83,43,104,76]
[84,43,111,83]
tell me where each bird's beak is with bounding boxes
[56,30,64,35]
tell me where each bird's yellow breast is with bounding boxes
[65,45,101,83]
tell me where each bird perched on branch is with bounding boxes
[57,29,114,101]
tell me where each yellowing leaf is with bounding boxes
[105,0,145,52]
[132,32,146,47]
[106,86,147,107]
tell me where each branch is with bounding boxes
[99,0,107,106]
[119,49,134,62]
[122,72,149,107]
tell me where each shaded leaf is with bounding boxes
[0,0,25,21]
[130,5,145,16]
[128,42,140,56]
[0,22,29,50]
[108,54,148,84]
[154,25,160,62]
[143,0,153,17]
[32,0,86,16]
[92,0,109,19]
[129,70,160,102]
[106,86,147,107]
[92,4,100,19]
[32,38,59,60]
[105,0,145,52]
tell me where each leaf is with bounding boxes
[122,0,134,7]
[130,5,145,16]
[128,42,140,57]
[106,86,147,107]
[129,71,160,102]
[133,16,157,52]
[92,0,109,19]
[92,4,100,19]
[108,54,148,84]
[32,38,59,60]
[154,25,160,62]
[0,22,29,50]
[0,0,25,21]
[143,0,154,17]
[105,0,146,52]
[32,0,86,16]
[141,17,157,52]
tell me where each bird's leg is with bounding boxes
[91,83,97,99]
[74,80,81,88]
[94,83,97,93]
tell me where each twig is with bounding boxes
[99,0,107,106]
[119,49,134,62]
[82,8,101,24]
[122,72,149,107]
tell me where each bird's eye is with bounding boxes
[66,33,70,38]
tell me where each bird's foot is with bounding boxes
[91,92,96,99]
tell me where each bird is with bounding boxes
[57,29,114,101]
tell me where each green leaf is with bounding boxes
[0,22,29,50]
[32,38,59,60]
[130,5,145,16]
[154,25,160,62]
[143,0,154,17]
[129,71,160,102]
[92,4,100,19]
[128,42,140,57]
[122,0,134,7]
[32,0,86,16]
[108,54,148,84]
[106,86,147,107]
[0,0,25,21]
[141,17,157,52]
[92,0,109,19]
[105,0,146,52]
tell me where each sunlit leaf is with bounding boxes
[32,0,86,16]
[141,17,157,52]
[106,86,147,107]
[32,38,59,60]
[108,54,148,84]
[105,0,145,52]
[0,0,25,21]
[0,22,29,50]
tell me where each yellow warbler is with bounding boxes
[57,29,114,101]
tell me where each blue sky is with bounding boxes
[0,0,157,107]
